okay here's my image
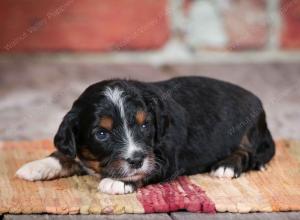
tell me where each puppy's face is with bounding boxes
[54,82,166,182]
[79,87,156,182]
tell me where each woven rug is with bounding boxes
[0,140,299,214]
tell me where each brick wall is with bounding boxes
[1,0,300,52]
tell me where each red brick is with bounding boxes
[281,0,300,49]
[183,0,192,15]
[221,0,268,50]
[0,0,169,52]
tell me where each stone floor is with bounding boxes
[0,57,299,219]
[0,58,299,141]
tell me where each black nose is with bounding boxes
[126,152,146,169]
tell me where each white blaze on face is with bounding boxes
[104,87,141,159]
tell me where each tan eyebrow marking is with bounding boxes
[136,111,146,125]
[99,116,113,131]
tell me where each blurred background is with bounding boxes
[0,0,299,141]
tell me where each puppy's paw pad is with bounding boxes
[16,157,62,181]
[211,166,235,178]
[98,178,134,195]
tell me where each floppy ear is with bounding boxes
[54,110,78,158]
[147,95,170,142]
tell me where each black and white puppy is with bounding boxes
[16,76,275,194]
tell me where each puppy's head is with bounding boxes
[54,80,168,182]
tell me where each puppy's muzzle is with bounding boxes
[126,151,146,169]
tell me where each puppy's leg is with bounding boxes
[211,146,252,178]
[16,151,84,181]
[211,118,275,179]
[98,178,137,195]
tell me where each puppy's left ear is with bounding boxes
[146,94,170,142]
[54,109,79,158]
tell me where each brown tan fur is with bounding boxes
[135,111,146,125]
[81,160,102,173]
[99,116,113,131]
[80,148,98,161]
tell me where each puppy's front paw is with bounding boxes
[16,157,62,181]
[98,178,135,195]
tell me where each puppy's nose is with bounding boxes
[126,152,145,169]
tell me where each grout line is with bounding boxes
[267,0,281,50]
[1,52,300,66]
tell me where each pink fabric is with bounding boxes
[137,176,216,213]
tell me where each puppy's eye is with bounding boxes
[95,129,110,142]
[141,123,148,129]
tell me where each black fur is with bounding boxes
[54,76,275,186]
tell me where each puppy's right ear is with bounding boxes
[54,110,78,158]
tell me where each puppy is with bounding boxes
[16,76,275,194]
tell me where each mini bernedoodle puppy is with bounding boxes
[16,76,275,194]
